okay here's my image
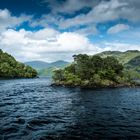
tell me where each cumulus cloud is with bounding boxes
[1,27,139,62]
[0,2,140,62]
[0,8,101,62]
[0,28,101,62]
[1,26,140,62]
[107,24,129,34]
[0,9,31,32]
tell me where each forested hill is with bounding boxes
[53,54,137,88]
[97,50,140,64]
[25,60,70,76]
[97,50,140,77]
[0,49,37,78]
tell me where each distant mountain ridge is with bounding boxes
[97,50,140,77]
[50,60,69,68]
[25,60,70,76]
[97,50,140,64]
[25,61,50,70]
[25,60,70,70]
[25,50,140,76]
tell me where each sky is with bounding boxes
[0,0,140,62]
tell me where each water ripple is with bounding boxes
[0,78,140,139]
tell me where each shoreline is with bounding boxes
[51,82,140,89]
[0,76,39,80]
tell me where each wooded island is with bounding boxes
[53,54,138,88]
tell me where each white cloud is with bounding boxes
[0,6,140,63]
[58,0,127,29]
[75,25,98,36]
[1,27,140,62]
[0,9,32,32]
[107,24,129,34]
[44,0,139,30]
[104,42,140,51]
[0,28,101,62]
[26,0,140,35]
[29,0,127,29]
[19,0,140,33]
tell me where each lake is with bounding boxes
[0,77,140,140]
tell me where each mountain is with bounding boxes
[38,67,55,76]
[97,50,140,79]
[50,60,70,67]
[24,50,140,77]
[25,60,70,76]
[97,50,140,64]
[25,61,50,70]
[0,49,37,78]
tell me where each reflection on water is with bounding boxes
[0,77,140,139]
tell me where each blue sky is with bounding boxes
[0,0,140,62]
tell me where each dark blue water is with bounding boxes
[0,78,140,140]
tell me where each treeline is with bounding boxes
[53,54,135,88]
[0,49,37,78]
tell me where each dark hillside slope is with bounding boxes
[0,49,37,78]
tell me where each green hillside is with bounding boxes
[38,65,69,76]
[25,61,50,70]
[97,50,140,79]
[53,54,136,88]
[23,50,140,77]
[0,49,37,78]
[97,50,140,64]
[25,61,70,76]
[38,67,55,76]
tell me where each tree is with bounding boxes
[53,54,128,87]
[0,49,37,78]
